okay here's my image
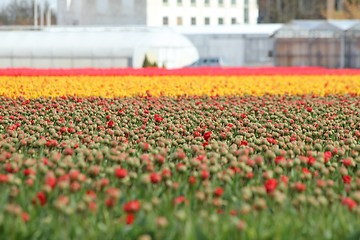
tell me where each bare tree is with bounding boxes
[324,0,360,19]
[0,0,32,25]
[0,0,56,26]
[258,0,331,23]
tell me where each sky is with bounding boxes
[0,0,57,10]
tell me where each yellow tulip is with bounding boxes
[0,75,359,99]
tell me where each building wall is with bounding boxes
[57,0,258,26]
[147,0,258,26]
[57,0,147,26]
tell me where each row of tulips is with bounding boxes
[0,94,360,239]
[1,75,360,98]
[2,67,360,76]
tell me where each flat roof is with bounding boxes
[171,24,283,35]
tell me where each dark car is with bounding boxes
[188,57,226,67]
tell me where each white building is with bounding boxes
[57,0,259,26]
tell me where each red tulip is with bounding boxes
[214,187,224,197]
[45,176,57,189]
[200,170,210,180]
[342,159,352,167]
[342,197,357,211]
[154,114,163,123]
[174,196,187,205]
[0,174,9,183]
[115,167,128,179]
[265,178,277,193]
[150,172,162,184]
[188,176,196,185]
[126,214,135,225]
[342,175,352,184]
[21,212,30,222]
[107,120,115,128]
[203,131,212,141]
[35,192,47,206]
[294,182,306,192]
[324,151,332,163]
[123,200,141,213]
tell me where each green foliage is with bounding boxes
[142,55,158,68]
[0,95,360,239]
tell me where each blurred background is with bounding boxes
[0,0,360,69]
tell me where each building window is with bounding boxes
[177,17,183,25]
[191,17,196,25]
[204,0,210,6]
[218,0,224,6]
[218,17,224,25]
[191,0,196,6]
[163,17,169,25]
[205,17,210,25]
[334,0,343,11]
[244,8,249,24]
[231,18,237,24]
[299,0,312,12]
[231,0,237,6]
[177,0,182,6]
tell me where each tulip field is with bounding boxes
[1,67,360,240]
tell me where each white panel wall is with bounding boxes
[208,37,245,66]
[113,58,129,67]
[185,34,275,66]
[1,57,131,68]
[12,58,31,68]
[33,58,53,68]
[51,59,73,68]
[186,34,245,66]
[72,58,93,68]
[0,59,12,68]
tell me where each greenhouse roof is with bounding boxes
[273,20,360,38]
[172,24,283,36]
[328,20,359,31]
[348,22,360,31]
[0,27,196,58]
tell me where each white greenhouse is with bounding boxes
[0,27,199,69]
[173,24,282,67]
